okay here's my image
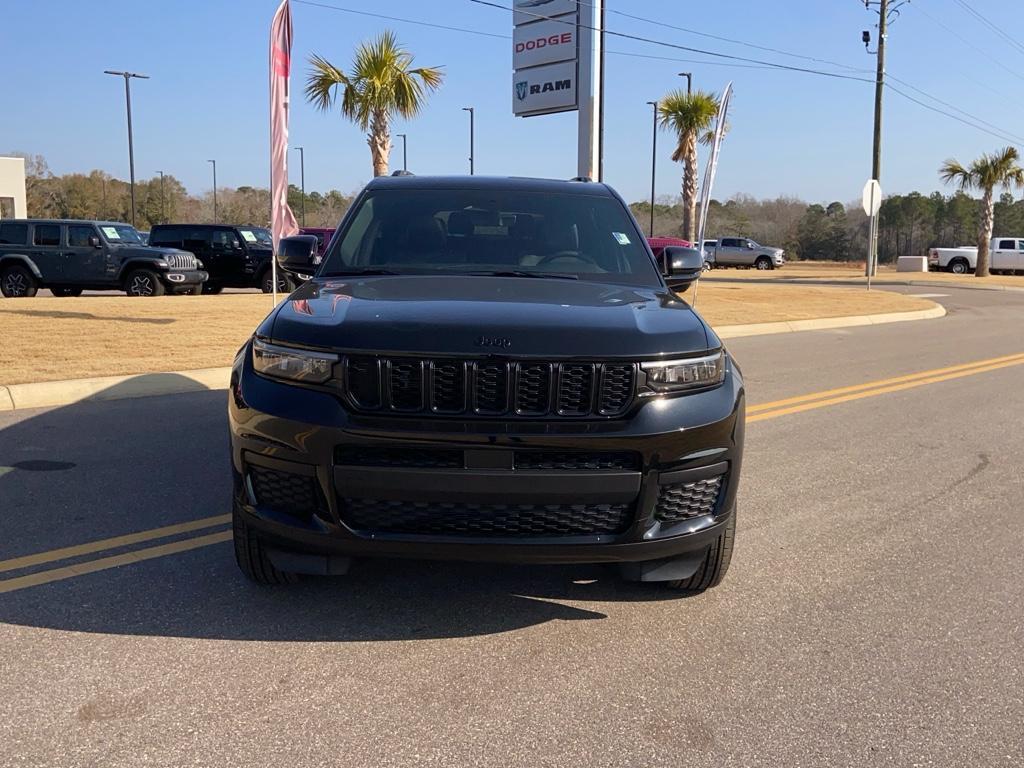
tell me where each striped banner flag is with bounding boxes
[270,0,299,297]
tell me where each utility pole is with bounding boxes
[157,170,165,223]
[104,70,149,227]
[863,0,905,276]
[646,101,658,237]
[396,133,407,171]
[294,146,306,226]
[207,159,217,223]
[462,108,475,175]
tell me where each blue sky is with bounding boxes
[4,0,1023,205]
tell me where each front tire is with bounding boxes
[755,256,773,270]
[124,269,165,297]
[1,265,39,297]
[259,268,291,294]
[665,512,735,594]
[232,504,299,585]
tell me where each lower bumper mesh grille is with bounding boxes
[248,465,323,520]
[340,498,632,537]
[655,475,724,522]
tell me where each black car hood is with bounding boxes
[116,245,187,258]
[267,276,711,358]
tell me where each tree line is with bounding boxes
[631,188,1024,263]
[10,152,353,230]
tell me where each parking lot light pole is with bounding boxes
[678,72,692,95]
[207,159,217,223]
[294,146,305,226]
[396,133,407,171]
[156,170,165,223]
[643,101,659,237]
[462,108,475,175]
[104,70,149,228]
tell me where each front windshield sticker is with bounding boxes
[101,226,120,240]
[613,232,630,245]
[240,230,258,243]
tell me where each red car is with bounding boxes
[299,227,335,257]
[647,236,692,259]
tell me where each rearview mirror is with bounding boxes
[277,235,319,278]
[661,246,704,292]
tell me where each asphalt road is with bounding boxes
[1,285,1022,767]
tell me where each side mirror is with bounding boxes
[277,235,319,278]
[88,235,101,248]
[231,238,242,250]
[661,246,704,292]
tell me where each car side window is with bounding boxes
[150,227,181,246]
[184,228,211,251]
[68,225,97,247]
[998,239,1015,249]
[0,222,28,245]
[33,224,61,247]
[211,229,235,248]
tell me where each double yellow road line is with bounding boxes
[1,351,1022,595]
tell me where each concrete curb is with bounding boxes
[0,305,946,412]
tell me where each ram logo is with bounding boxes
[516,81,528,101]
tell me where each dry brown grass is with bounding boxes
[0,287,935,385]
[711,260,1024,287]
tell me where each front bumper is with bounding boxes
[162,268,208,289]
[228,347,745,566]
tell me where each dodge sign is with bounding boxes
[513,17,577,70]
[512,60,577,117]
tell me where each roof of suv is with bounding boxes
[364,175,616,196]
[6,219,132,227]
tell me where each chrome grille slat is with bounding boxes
[343,357,635,418]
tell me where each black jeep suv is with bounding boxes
[0,219,206,297]
[229,176,745,593]
[148,224,288,293]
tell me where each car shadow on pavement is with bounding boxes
[0,378,682,643]
[0,308,176,324]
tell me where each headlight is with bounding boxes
[252,339,338,384]
[642,351,725,392]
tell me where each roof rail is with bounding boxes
[391,170,414,177]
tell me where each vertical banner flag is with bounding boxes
[696,82,733,249]
[270,0,299,298]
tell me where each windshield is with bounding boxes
[237,227,273,247]
[98,224,144,245]
[321,188,661,287]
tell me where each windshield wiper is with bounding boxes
[318,268,403,277]
[467,270,578,281]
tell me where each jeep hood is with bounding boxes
[266,276,712,358]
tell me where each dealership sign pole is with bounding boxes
[511,0,602,180]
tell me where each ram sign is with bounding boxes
[512,60,577,117]
[512,0,578,26]
[513,18,576,70]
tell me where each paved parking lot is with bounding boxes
[1,286,1022,766]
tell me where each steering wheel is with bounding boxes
[536,250,598,268]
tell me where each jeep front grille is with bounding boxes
[341,357,636,418]
[164,251,198,270]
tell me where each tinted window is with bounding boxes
[721,238,738,248]
[150,226,184,246]
[34,224,61,246]
[210,229,237,248]
[68,225,96,247]
[183,228,211,250]
[998,239,1016,249]
[323,189,660,287]
[0,222,28,245]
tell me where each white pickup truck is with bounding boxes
[928,238,1024,274]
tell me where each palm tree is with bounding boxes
[939,146,1024,277]
[305,31,443,177]
[658,90,719,243]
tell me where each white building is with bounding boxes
[0,156,28,218]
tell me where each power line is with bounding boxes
[885,82,1022,146]
[470,0,875,82]
[949,0,1024,58]
[576,0,872,74]
[911,1,1024,83]
[885,73,1024,145]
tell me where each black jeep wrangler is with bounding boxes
[229,176,745,593]
[0,219,206,297]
